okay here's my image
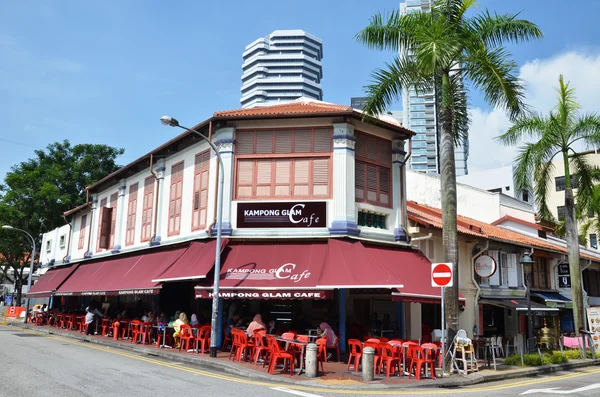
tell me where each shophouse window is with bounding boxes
[192,150,210,230]
[555,174,578,191]
[590,234,598,249]
[557,206,566,221]
[109,193,118,248]
[531,256,551,289]
[480,251,519,287]
[168,162,184,236]
[355,132,392,207]
[78,214,87,250]
[125,183,138,246]
[97,197,109,250]
[141,176,154,242]
[584,270,600,297]
[234,128,332,199]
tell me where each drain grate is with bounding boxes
[12,333,43,337]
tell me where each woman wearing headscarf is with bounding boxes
[318,319,338,348]
[190,314,199,326]
[246,314,266,337]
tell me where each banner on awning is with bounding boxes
[195,289,332,300]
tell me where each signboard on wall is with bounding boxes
[236,202,326,228]
[558,264,571,288]
[586,307,600,351]
[474,255,497,278]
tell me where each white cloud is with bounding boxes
[468,51,600,173]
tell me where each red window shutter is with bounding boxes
[355,133,366,158]
[294,130,312,153]
[275,131,293,153]
[109,193,118,248]
[78,214,87,250]
[274,159,291,197]
[236,132,255,154]
[256,160,272,197]
[256,131,274,154]
[98,207,113,249]
[355,161,365,201]
[312,158,329,196]
[97,198,107,250]
[126,183,138,246]
[313,129,332,153]
[366,165,378,203]
[379,167,390,205]
[193,151,210,230]
[141,176,154,242]
[379,140,392,163]
[293,159,310,197]
[366,136,379,161]
[236,160,254,198]
[168,162,184,236]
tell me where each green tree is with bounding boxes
[356,0,541,339]
[0,140,124,304]
[498,75,600,334]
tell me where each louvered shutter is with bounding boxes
[355,161,365,200]
[366,136,379,160]
[256,160,272,196]
[366,165,378,202]
[236,132,255,154]
[293,159,310,196]
[313,129,332,153]
[294,130,312,153]
[507,254,519,287]
[274,159,291,197]
[256,131,274,154]
[489,250,500,286]
[236,160,254,197]
[275,131,293,153]
[312,159,329,196]
[379,167,390,205]
[98,207,112,249]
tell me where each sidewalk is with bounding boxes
[6,319,600,390]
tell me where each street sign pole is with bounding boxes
[432,262,453,378]
[441,285,445,377]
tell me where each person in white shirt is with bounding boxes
[85,304,103,335]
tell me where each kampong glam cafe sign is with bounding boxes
[237,201,326,228]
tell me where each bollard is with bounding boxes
[305,343,318,378]
[362,347,375,382]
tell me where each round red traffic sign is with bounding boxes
[432,263,453,287]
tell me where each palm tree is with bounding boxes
[356,0,541,339]
[498,75,600,334]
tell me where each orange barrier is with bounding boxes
[6,306,26,318]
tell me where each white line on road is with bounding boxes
[520,383,600,395]
[271,387,323,397]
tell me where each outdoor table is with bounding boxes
[154,325,173,348]
[273,336,310,374]
[296,334,319,341]
[472,338,494,369]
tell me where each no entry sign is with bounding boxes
[431,262,453,287]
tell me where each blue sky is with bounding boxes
[1,0,599,179]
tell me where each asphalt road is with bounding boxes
[1,326,600,397]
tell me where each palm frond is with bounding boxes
[362,55,431,117]
[445,71,470,144]
[496,113,549,146]
[355,10,425,52]
[555,75,580,127]
[570,113,600,147]
[467,10,543,47]
[570,153,596,208]
[432,0,476,25]
[579,219,593,246]
[463,45,527,120]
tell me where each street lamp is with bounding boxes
[521,251,535,353]
[2,225,36,324]
[160,115,224,358]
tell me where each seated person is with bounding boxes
[172,312,188,348]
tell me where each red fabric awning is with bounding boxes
[194,241,329,298]
[152,239,228,283]
[26,265,79,297]
[55,247,187,296]
[316,239,407,289]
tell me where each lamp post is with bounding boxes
[2,225,36,324]
[521,251,535,353]
[160,115,224,358]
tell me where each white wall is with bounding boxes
[40,224,70,266]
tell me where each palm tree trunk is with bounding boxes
[439,103,460,343]
[563,152,584,334]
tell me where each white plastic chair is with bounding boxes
[495,336,504,357]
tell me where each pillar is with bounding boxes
[329,123,359,235]
[49,295,54,309]
[112,179,126,253]
[217,297,224,348]
[396,301,405,339]
[85,194,99,258]
[151,159,166,246]
[392,140,408,242]
[339,288,347,353]
[210,127,234,236]
[409,302,422,340]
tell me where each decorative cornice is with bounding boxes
[215,139,235,153]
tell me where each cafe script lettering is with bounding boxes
[237,201,326,228]
[226,263,310,283]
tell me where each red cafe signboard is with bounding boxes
[474,254,497,278]
[236,201,326,228]
[195,290,331,300]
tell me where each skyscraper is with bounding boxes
[399,0,469,176]
[240,30,323,108]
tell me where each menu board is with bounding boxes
[586,307,600,350]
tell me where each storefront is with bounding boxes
[532,291,573,337]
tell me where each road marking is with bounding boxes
[520,383,600,395]
[271,387,323,397]
[5,325,600,395]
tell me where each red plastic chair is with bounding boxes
[222,329,232,351]
[100,318,111,337]
[179,324,195,352]
[77,317,86,332]
[363,341,381,374]
[120,319,132,339]
[313,338,327,374]
[402,341,419,373]
[252,330,269,364]
[378,343,401,377]
[140,322,154,345]
[326,333,341,362]
[81,322,89,334]
[112,320,121,340]
[408,345,437,380]
[347,339,363,372]
[265,335,295,375]
[379,337,390,343]
[130,320,142,344]
[66,314,76,330]
[197,325,211,354]
[156,323,172,348]
[233,330,254,362]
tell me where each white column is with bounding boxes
[329,123,359,235]
[409,302,422,340]
[112,179,127,252]
[85,194,99,258]
[392,139,408,241]
[211,127,235,235]
[152,159,166,246]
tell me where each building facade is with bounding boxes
[457,165,533,205]
[399,0,469,176]
[241,30,323,108]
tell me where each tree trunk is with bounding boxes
[439,104,459,342]
[565,187,584,333]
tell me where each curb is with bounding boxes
[7,322,600,390]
